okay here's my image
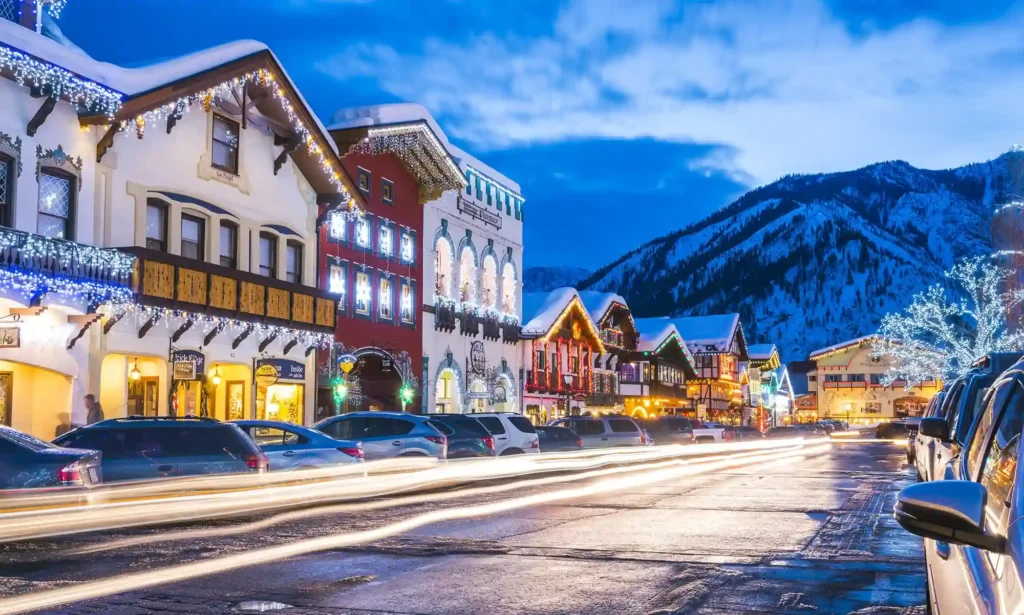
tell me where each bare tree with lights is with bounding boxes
[871,255,1024,384]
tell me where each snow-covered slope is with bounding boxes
[524,266,591,292]
[579,153,1020,361]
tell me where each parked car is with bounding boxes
[0,426,102,490]
[313,412,447,460]
[54,416,266,482]
[917,353,1022,482]
[547,416,646,448]
[231,420,363,470]
[732,426,764,441]
[795,423,826,436]
[912,388,946,471]
[690,421,736,443]
[903,416,922,462]
[423,414,495,458]
[471,413,540,455]
[814,421,835,434]
[637,417,695,445]
[894,358,1024,615]
[765,426,799,439]
[875,420,910,439]
[535,425,583,452]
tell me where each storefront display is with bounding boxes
[254,358,306,424]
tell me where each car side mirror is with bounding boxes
[918,417,950,442]
[895,480,1005,553]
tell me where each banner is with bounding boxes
[256,358,306,383]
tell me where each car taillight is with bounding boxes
[688,432,695,441]
[57,461,82,485]
[576,437,583,448]
[339,446,364,459]
[640,432,647,445]
[530,438,540,449]
[244,453,269,472]
[426,435,447,446]
[723,430,735,442]
[483,435,495,451]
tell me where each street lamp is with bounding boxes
[563,373,574,417]
[844,402,852,427]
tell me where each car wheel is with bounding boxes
[500,449,524,456]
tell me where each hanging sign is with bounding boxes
[338,353,357,374]
[256,358,305,383]
[0,327,20,348]
[381,357,393,372]
[254,363,279,387]
[172,350,204,381]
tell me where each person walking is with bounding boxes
[84,394,104,425]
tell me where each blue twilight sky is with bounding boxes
[59,0,1024,268]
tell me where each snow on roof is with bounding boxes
[632,318,676,352]
[808,335,881,359]
[521,288,581,336]
[670,314,741,353]
[578,291,628,325]
[748,344,777,360]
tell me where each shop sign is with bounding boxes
[0,327,19,348]
[381,357,392,372]
[172,350,205,381]
[457,197,502,229]
[338,354,357,374]
[255,364,279,387]
[794,394,817,409]
[256,358,305,383]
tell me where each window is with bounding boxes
[537,350,546,371]
[847,373,865,382]
[355,271,371,315]
[477,417,506,435]
[379,224,393,258]
[285,241,302,284]
[219,221,237,269]
[328,211,346,243]
[486,182,492,205]
[475,176,482,199]
[259,233,277,278]
[329,261,346,301]
[145,199,168,251]
[382,178,394,204]
[825,374,842,383]
[180,213,205,261]
[211,115,240,174]
[464,171,472,194]
[514,199,521,221]
[609,419,639,433]
[400,231,414,263]
[400,282,414,323]
[355,216,371,249]
[357,167,370,194]
[809,375,817,382]
[869,374,881,385]
[0,155,12,227]
[37,169,74,239]
[379,276,392,320]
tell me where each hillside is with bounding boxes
[524,266,591,293]
[578,152,1023,361]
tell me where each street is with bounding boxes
[0,441,925,615]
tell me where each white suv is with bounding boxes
[472,413,540,456]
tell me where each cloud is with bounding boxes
[317,0,1024,186]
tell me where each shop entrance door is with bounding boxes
[129,377,159,417]
[0,372,11,426]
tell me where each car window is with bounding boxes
[367,418,414,437]
[608,419,639,433]
[568,419,604,436]
[942,380,967,421]
[2,429,55,452]
[535,427,551,441]
[0,436,22,454]
[507,416,536,433]
[968,380,1017,479]
[977,380,1023,548]
[320,417,360,440]
[425,419,455,436]
[431,417,489,437]
[250,427,288,446]
[476,417,506,435]
[954,381,993,445]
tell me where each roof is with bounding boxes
[578,291,628,326]
[448,142,521,196]
[668,314,747,358]
[747,344,777,361]
[808,335,882,360]
[522,288,581,336]
[633,318,678,353]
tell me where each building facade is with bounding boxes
[579,292,637,414]
[673,314,749,424]
[0,7,345,437]
[808,336,940,424]
[623,319,696,418]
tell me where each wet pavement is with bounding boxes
[0,441,926,614]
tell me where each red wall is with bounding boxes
[317,152,424,392]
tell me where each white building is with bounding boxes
[0,6,350,437]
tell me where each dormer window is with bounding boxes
[212,115,239,174]
[382,178,394,204]
[357,167,371,195]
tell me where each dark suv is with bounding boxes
[54,416,267,482]
[424,414,496,458]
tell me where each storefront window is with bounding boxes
[257,383,303,423]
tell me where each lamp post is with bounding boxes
[844,402,852,427]
[563,373,574,417]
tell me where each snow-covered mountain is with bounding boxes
[578,152,1022,362]
[524,266,591,292]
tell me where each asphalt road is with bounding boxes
[0,441,925,615]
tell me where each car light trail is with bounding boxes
[828,438,908,445]
[0,438,823,543]
[0,442,828,614]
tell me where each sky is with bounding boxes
[59,0,1024,268]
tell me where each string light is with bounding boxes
[349,123,464,192]
[0,42,122,117]
[41,0,69,18]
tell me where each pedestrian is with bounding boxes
[84,394,104,425]
[54,412,73,438]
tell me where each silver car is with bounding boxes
[232,420,363,470]
[313,412,447,460]
[547,416,646,448]
[895,360,1024,614]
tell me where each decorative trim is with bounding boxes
[35,144,82,188]
[0,133,22,177]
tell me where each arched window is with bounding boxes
[434,237,453,299]
[482,254,498,310]
[459,248,475,304]
[501,262,517,315]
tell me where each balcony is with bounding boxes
[481,312,501,341]
[501,318,520,344]
[119,247,336,334]
[822,381,868,390]
[459,307,480,337]
[435,297,457,332]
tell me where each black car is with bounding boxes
[732,426,764,441]
[637,417,695,444]
[876,421,910,439]
[424,415,496,458]
[55,416,267,482]
[0,425,102,489]
[535,425,583,451]
[765,426,799,439]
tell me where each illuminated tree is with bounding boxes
[872,255,1024,383]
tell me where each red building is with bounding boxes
[316,116,465,416]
